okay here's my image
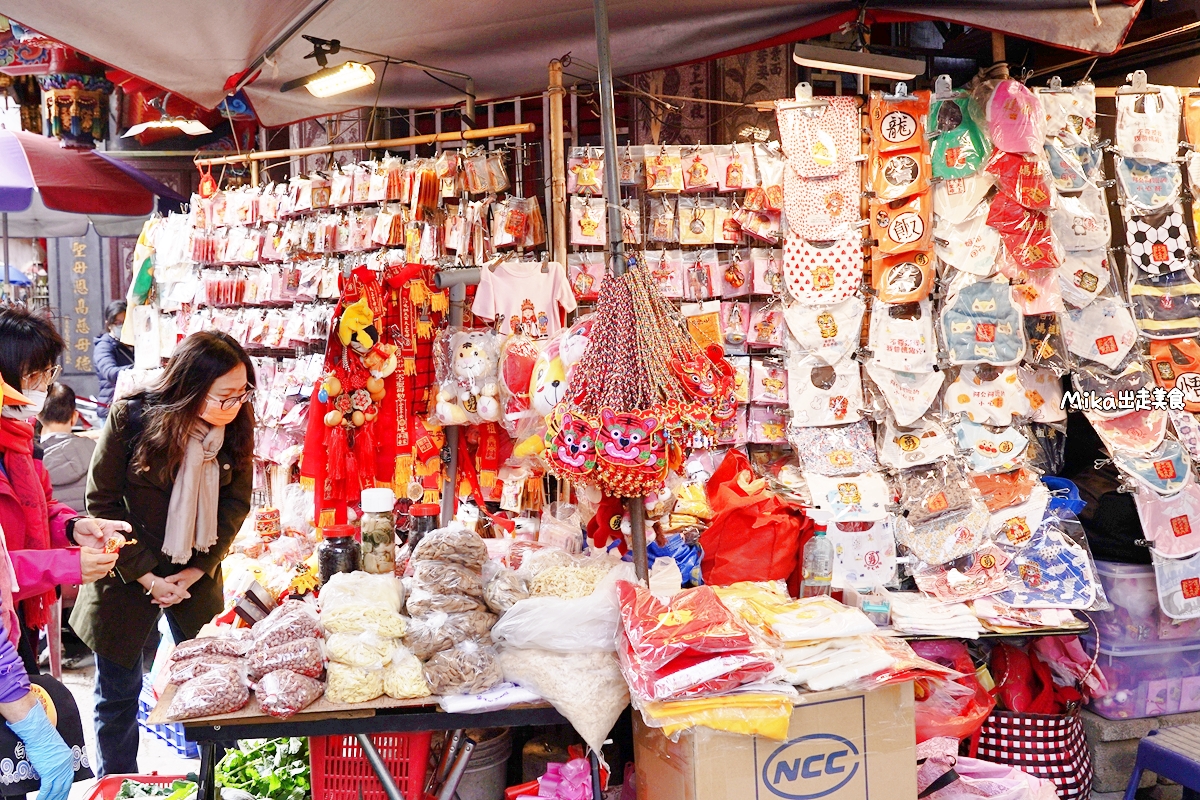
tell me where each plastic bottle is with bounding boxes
[801,527,833,597]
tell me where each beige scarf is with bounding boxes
[163,422,225,564]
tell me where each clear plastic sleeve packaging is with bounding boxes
[410,524,489,570]
[325,632,395,669]
[325,662,384,704]
[499,646,629,752]
[169,653,246,685]
[616,581,777,703]
[170,633,253,662]
[256,669,325,718]
[405,588,487,616]
[252,599,322,650]
[382,646,432,699]
[322,605,408,638]
[411,561,486,596]
[423,641,503,695]
[489,562,635,652]
[402,610,498,660]
[167,664,251,720]
[247,637,326,682]
[320,571,404,614]
[482,564,529,614]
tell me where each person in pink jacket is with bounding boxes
[0,306,127,671]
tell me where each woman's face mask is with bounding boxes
[2,389,46,420]
[201,396,242,427]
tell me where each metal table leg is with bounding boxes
[356,734,407,800]
[197,741,219,800]
[589,750,603,800]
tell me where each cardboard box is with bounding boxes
[634,681,916,800]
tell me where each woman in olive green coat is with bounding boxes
[70,331,254,776]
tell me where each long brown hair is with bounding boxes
[131,331,255,475]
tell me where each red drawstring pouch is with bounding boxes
[699,449,812,592]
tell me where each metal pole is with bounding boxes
[355,735,407,800]
[440,280,466,525]
[592,0,648,582]
[548,61,568,269]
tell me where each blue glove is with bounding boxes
[8,700,73,800]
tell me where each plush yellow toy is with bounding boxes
[338,296,377,351]
[513,341,568,458]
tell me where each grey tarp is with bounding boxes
[0,0,1144,126]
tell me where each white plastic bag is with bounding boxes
[489,562,634,651]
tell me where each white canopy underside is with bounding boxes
[2,0,1142,127]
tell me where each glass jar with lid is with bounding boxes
[406,503,441,550]
[360,487,397,575]
[318,524,361,584]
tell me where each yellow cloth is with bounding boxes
[641,693,794,740]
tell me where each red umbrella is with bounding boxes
[0,129,160,296]
[0,129,154,219]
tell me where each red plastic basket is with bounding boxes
[310,732,433,800]
[84,774,186,800]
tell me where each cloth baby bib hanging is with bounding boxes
[785,169,861,242]
[804,472,890,522]
[1059,297,1139,369]
[1057,250,1112,308]
[870,194,932,257]
[787,355,865,427]
[1019,366,1068,424]
[1151,549,1200,620]
[789,420,879,477]
[988,79,1044,155]
[784,296,866,365]
[1135,476,1200,558]
[986,485,1050,547]
[944,365,1032,426]
[935,202,1001,276]
[1052,184,1111,252]
[1116,158,1182,214]
[777,95,860,179]
[932,173,995,224]
[996,524,1097,610]
[1115,84,1181,164]
[1128,266,1200,340]
[877,415,956,469]
[1149,338,1200,412]
[1123,202,1191,276]
[1088,407,1169,454]
[954,420,1030,473]
[868,299,936,373]
[829,518,898,589]
[896,501,992,566]
[1114,439,1192,496]
[939,278,1027,366]
[865,362,945,426]
[929,94,989,180]
[873,250,935,304]
[783,236,864,306]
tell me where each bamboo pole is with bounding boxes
[548,60,568,269]
[194,123,537,167]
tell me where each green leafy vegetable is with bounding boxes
[215,738,310,800]
[115,780,196,800]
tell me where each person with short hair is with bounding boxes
[38,383,95,514]
[93,301,134,419]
